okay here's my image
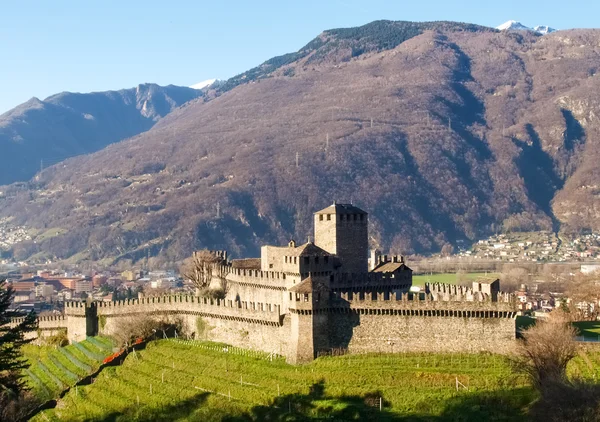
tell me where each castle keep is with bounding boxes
[13,203,518,363]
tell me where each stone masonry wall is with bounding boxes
[9,315,69,341]
[329,313,516,354]
[327,291,517,355]
[91,295,292,358]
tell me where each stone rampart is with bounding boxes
[9,314,69,340]
[331,272,412,290]
[92,295,291,359]
[224,266,292,290]
[94,295,282,325]
[326,290,517,355]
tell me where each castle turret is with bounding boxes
[314,203,368,274]
[287,276,330,363]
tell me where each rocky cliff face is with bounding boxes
[1,22,600,265]
[0,83,202,185]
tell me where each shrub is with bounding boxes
[45,330,68,348]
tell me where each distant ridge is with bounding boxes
[0,83,202,185]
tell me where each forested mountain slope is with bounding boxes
[1,21,599,265]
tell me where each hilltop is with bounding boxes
[1,20,600,264]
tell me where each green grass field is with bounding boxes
[25,338,599,422]
[22,337,114,400]
[412,272,500,287]
[574,321,600,339]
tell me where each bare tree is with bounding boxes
[440,243,454,258]
[513,311,578,390]
[180,250,225,294]
[563,274,600,321]
[112,314,185,348]
[112,314,157,348]
[516,311,600,421]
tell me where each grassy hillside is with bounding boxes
[27,339,600,421]
[22,337,114,400]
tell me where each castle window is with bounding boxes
[324,256,329,264]
[340,214,344,221]
[285,256,288,263]
[289,293,292,300]
[360,214,364,221]
[304,294,309,302]
[315,256,319,264]
[353,214,357,221]
[269,264,273,269]
[294,257,297,264]
[319,215,323,221]
[327,214,331,221]
[304,257,309,265]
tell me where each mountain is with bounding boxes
[0,84,203,185]
[496,20,532,31]
[497,21,557,34]
[1,20,600,265]
[190,79,218,90]
[533,25,557,35]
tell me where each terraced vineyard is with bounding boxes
[28,340,523,421]
[23,337,114,400]
[27,340,600,421]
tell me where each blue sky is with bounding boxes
[1,0,598,114]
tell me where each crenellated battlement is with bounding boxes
[331,272,412,290]
[330,290,517,315]
[224,265,291,290]
[89,294,283,326]
[9,314,68,331]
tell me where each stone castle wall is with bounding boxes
[12,283,518,363]
[84,295,292,357]
[326,291,517,355]
[9,314,69,340]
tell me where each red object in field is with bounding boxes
[134,337,143,345]
[102,350,125,364]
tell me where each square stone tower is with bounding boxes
[313,202,368,274]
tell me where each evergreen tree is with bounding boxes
[0,280,37,403]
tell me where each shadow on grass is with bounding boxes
[222,380,534,422]
[92,392,210,422]
[56,379,534,422]
[573,321,600,339]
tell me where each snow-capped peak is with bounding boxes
[496,21,557,35]
[533,25,557,35]
[190,79,217,90]
[496,20,531,31]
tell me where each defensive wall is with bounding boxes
[11,283,518,364]
[324,291,517,357]
[61,296,291,357]
[8,314,69,341]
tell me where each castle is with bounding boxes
[11,203,518,363]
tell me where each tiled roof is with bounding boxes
[231,258,261,269]
[371,262,408,273]
[315,203,367,215]
[288,277,327,294]
[288,243,331,257]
